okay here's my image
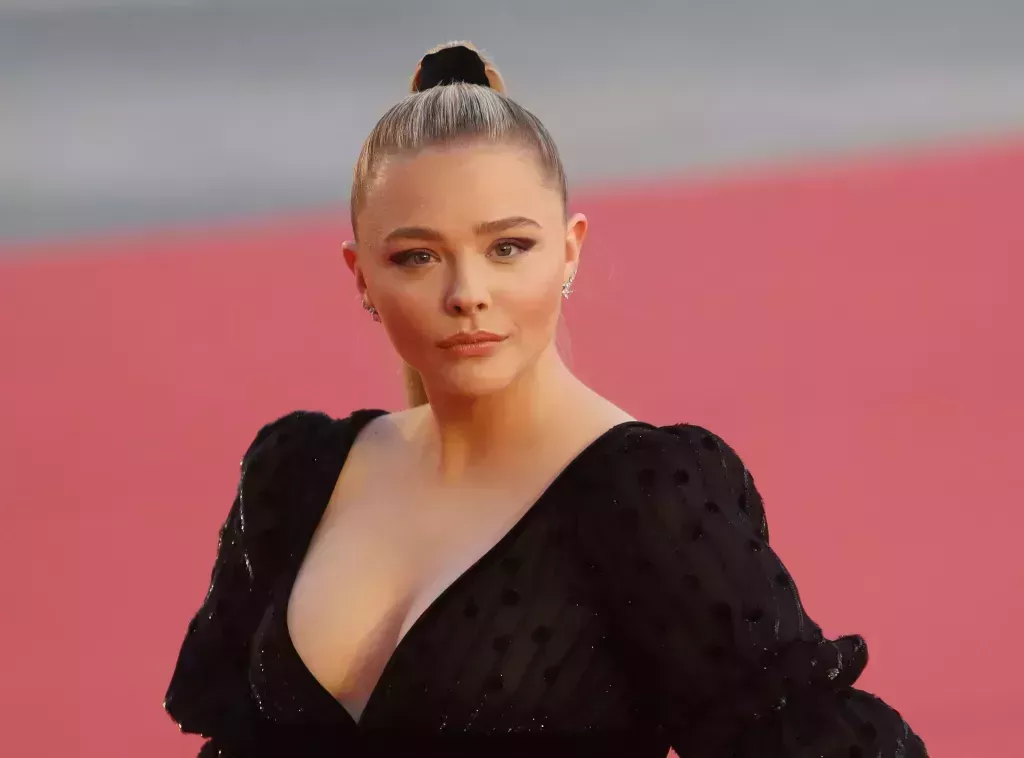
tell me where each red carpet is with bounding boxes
[2,141,1022,756]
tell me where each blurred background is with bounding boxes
[1,1,1022,755]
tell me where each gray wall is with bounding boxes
[3,0,1023,242]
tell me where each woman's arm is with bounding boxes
[576,423,927,757]
[163,412,324,744]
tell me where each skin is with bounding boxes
[342,141,632,481]
[288,141,633,722]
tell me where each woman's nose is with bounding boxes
[444,264,491,315]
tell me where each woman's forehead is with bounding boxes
[358,145,562,235]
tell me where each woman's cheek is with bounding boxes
[379,293,437,363]
[504,277,562,344]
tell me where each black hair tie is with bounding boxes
[416,45,491,91]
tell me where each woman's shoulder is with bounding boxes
[232,408,388,552]
[577,419,768,536]
[240,408,388,468]
[243,409,333,455]
[593,420,751,474]
[236,409,388,518]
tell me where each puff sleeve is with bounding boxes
[163,411,328,749]
[576,424,927,757]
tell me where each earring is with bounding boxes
[562,272,576,299]
[362,300,381,322]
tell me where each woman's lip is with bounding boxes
[441,339,505,357]
[436,332,507,348]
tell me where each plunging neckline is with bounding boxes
[279,408,650,729]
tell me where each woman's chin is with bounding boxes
[431,361,519,399]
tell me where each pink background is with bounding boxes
[2,141,1022,756]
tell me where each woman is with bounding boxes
[164,42,928,758]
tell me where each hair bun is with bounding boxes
[411,41,506,95]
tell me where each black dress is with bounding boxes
[164,409,927,758]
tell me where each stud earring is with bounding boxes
[362,300,381,322]
[562,272,576,299]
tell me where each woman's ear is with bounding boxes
[564,212,588,283]
[342,240,366,296]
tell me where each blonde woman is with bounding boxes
[165,42,927,758]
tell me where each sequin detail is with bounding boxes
[163,410,927,758]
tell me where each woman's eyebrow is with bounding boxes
[383,216,540,243]
[473,216,541,235]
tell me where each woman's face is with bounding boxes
[345,143,586,400]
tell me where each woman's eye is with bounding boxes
[491,239,533,260]
[392,250,436,267]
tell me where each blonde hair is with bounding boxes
[350,41,569,408]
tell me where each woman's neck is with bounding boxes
[417,347,588,482]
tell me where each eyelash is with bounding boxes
[390,238,536,267]
[491,238,535,260]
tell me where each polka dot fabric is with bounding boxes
[164,411,927,757]
[575,423,926,757]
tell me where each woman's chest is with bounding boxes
[248,494,635,733]
[285,483,554,703]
